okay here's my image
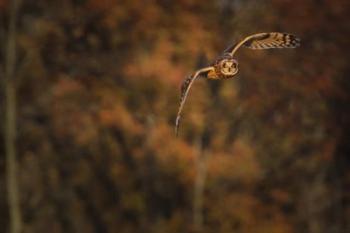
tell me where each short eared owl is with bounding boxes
[175,32,300,136]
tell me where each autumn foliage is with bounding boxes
[0,0,349,232]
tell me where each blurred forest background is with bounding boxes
[1,0,349,233]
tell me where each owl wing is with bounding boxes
[225,32,301,56]
[175,66,214,136]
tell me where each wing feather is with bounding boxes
[175,67,214,136]
[226,32,300,56]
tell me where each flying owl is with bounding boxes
[175,32,300,136]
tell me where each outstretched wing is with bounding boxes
[175,66,214,136]
[225,32,301,56]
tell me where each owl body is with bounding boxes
[207,53,238,79]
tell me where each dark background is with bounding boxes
[1,0,349,232]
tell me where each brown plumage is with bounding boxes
[175,32,300,136]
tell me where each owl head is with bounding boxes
[219,58,238,76]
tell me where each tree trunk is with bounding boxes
[193,137,209,232]
[5,0,22,232]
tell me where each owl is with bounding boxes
[175,32,300,136]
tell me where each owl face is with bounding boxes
[219,58,238,76]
